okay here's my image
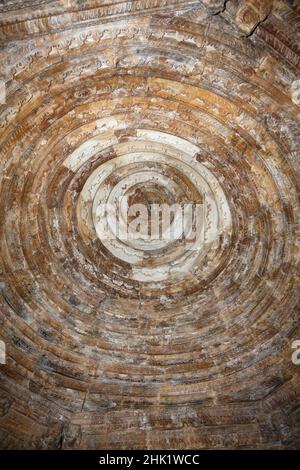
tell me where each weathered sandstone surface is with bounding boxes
[0,0,299,449]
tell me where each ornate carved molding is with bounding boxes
[0,0,200,41]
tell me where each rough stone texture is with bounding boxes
[0,0,299,450]
[235,0,274,36]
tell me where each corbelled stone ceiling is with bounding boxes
[0,0,300,450]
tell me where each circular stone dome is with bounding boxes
[0,0,299,450]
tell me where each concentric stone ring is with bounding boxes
[0,0,299,450]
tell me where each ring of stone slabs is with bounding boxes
[72,131,232,284]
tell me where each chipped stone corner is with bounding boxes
[235,0,274,36]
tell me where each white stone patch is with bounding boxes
[96,116,127,131]
[137,130,199,157]
[291,79,300,106]
[63,132,118,172]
